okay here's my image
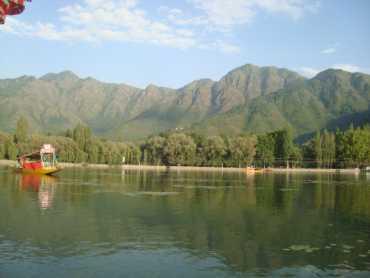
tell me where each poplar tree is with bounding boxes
[163,133,196,166]
[256,134,275,167]
[313,131,322,168]
[14,116,29,143]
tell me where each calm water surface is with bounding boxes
[0,167,370,277]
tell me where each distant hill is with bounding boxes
[0,64,369,140]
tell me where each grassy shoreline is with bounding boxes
[0,160,361,174]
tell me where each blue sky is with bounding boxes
[0,0,369,88]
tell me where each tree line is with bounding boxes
[1,117,370,168]
[0,118,141,165]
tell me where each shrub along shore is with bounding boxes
[1,117,370,170]
[45,162,363,173]
[0,159,361,174]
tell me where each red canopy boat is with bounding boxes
[17,144,61,175]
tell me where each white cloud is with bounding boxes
[181,0,319,31]
[159,6,208,27]
[332,64,361,73]
[257,0,320,17]
[299,64,370,78]
[299,67,321,78]
[199,40,241,54]
[321,47,336,54]
[215,41,241,54]
[54,0,199,49]
[0,0,319,54]
[0,1,206,50]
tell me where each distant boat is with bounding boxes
[245,167,265,174]
[16,144,61,175]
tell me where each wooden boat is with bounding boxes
[16,144,61,175]
[245,167,265,174]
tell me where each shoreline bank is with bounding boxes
[0,160,362,174]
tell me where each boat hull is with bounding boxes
[16,167,61,175]
[245,168,265,175]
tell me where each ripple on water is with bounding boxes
[279,188,299,192]
[2,167,370,277]
[122,191,180,197]
[282,245,320,253]
[171,184,245,190]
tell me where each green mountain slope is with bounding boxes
[0,65,369,140]
[194,69,370,138]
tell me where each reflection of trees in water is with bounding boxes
[1,169,370,272]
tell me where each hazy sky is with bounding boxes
[1,0,369,88]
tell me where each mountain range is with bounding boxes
[1,64,369,141]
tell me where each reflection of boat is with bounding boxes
[20,174,57,209]
[16,144,61,175]
[20,174,57,191]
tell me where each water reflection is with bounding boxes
[0,168,369,277]
[19,174,57,210]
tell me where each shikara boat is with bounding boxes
[245,167,265,174]
[16,144,61,175]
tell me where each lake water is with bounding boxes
[0,167,370,277]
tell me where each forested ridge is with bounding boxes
[1,64,369,141]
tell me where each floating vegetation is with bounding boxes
[92,190,120,194]
[342,244,355,250]
[172,184,224,190]
[123,191,180,197]
[303,180,320,184]
[141,192,180,196]
[279,188,299,192]
[122,193,137,197]
[283,245,320,253]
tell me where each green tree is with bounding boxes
[5,140,18,160]
[189,133,207,166]
[85,138,101,164]
[336,125,355,167]
[321,130,335,168]
[227,136,257,167]
[202,136,226,167]
[163,133,196,166]
[14,116,29,143]
[350,126,370,167]
[256,134,275,167]
[0,143,5,159]
[313,131,322,168]
[73,124,92,152]
[289,146,303,168]
[65,129,73,138]
[74,150,88,163]
[273,129,293,168]
[126,143,141,164]
[143,136,165,165]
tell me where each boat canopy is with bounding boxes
[19,144,57,166]
[19,151,41,161]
